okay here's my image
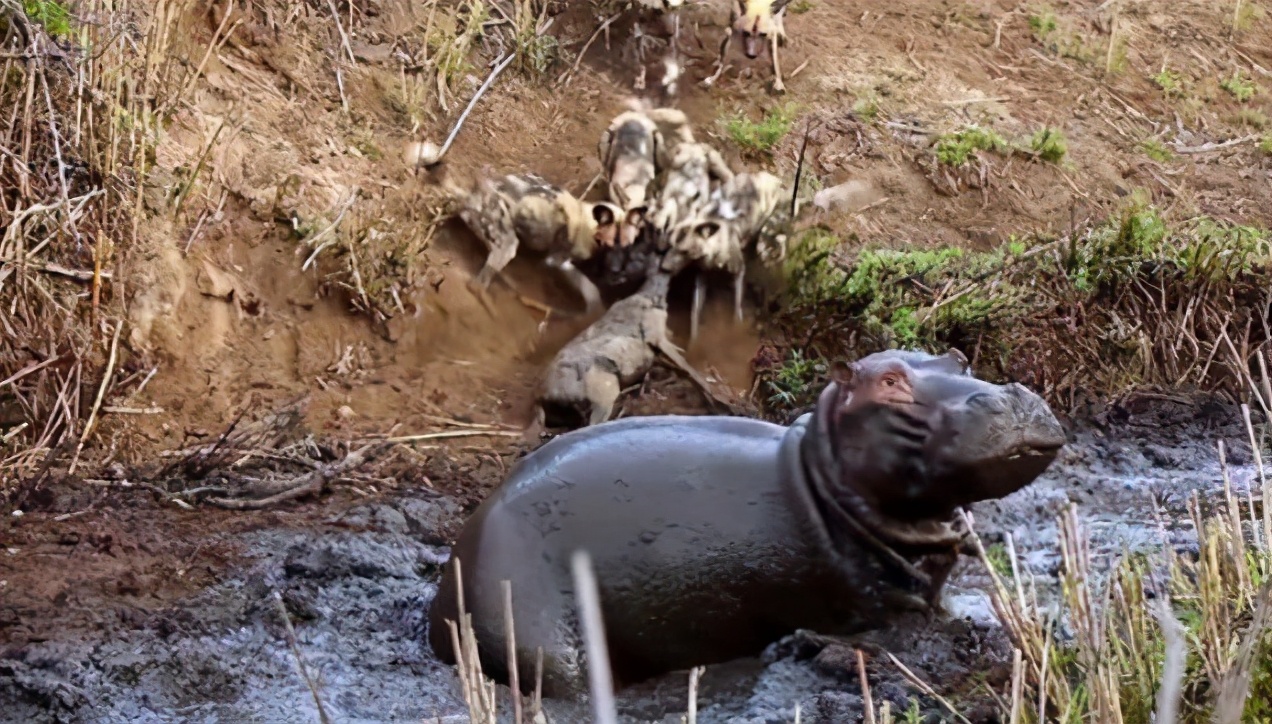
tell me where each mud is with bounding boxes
[2,394,1262,724]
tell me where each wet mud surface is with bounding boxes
[1,395,1263,724]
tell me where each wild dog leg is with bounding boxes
[547,256,604,315]
[689,271,706,344]
[732,269,745,323]
[468,240,518,314]
[701,30,732,88]
[770,24,785,93]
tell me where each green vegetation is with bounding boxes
[1152,68,1185,97]
[1261,134,1272,154]
[852,95,880,122]
[934,125,1010,166]
[768,203,1271,411]
[1028,11,1058,40]
[788,0,815,14]
[1220,71,1257,102]
[22,0,72,37]
[1030,127,1068,162]
[968,421,1272,722]
[932,124,1067,167]
[1236,108,1269,129]
[724,103,797,153]
[1141,138,1175,162]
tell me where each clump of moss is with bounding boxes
[1030,127,1068,162]
[934,125,1010,166]
[1220,72,1257,102]
[724,104,797,153]
[1261,135,1272,154]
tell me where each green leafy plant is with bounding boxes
[724,103,798,153]
[22,0,73,37]
[1030,127,1068,162]
[1140,139,1175,163]
[1220,71,1257,102]
[1152,68,1185,97]
[934,125,1010,166]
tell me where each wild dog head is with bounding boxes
[733,0,791,58]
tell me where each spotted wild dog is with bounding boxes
[702,0,795,93]
[449,169,624,315]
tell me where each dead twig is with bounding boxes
[272,591,333,724]
[204,443,380,509]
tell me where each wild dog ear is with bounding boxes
[592,203,616,226]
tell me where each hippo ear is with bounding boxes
[944,348,971,375]
[830,360,854,386]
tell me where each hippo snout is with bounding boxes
[1003,382,1067,453]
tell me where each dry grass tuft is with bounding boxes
[0,0,195,488]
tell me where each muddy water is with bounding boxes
[1,397,1263,724]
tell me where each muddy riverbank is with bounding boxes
[1,393,1261,723]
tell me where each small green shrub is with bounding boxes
[1220,72,1257,102]
[724,104,797,153]
[1140,139,1175,162]
[1030,127,1068,162]
[1152,68,1185,97]
[934,126,1010,166]
[22,0,73,37]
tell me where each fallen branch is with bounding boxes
[204,443,380,509]
[1171,134,1259,154]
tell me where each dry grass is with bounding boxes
[0,0,199,487]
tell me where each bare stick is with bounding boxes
[325,0,356,63]
[558,14,619,86]
[384,429,522,443]
[857,649,876,724]
[687,665,704,724]
[421,52,517,169]
[570,550,618,724]
[69,321,122,475]
[884,652,973,724]
[1150,599,1186,724]
[503,580,524,724]
[273,591,333,724]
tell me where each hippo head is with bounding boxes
[811,348,1066,522]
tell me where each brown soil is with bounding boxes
[3,0,1271,715]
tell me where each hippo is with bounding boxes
[426,347,1066,699]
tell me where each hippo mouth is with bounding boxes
[1001,440,1064,461]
